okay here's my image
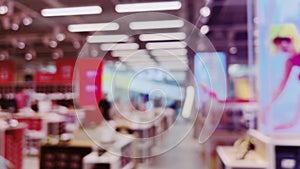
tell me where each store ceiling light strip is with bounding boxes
[119,55,151,61]
[100,43,139,51]
[160,61,188,66]
[151,49,188,56]
[129,20,184,30]
[115,1,181,13]
[155,57,188,61]
[41,6,102,17]
[68,22,119,32]
[146,41,187,50]
[111,49,147,57]
[87,34,128,43]
[139,32,186,41]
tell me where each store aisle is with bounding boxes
[143,120,202,169]
[23,120,202,169]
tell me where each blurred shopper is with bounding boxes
[263,36,300,129]
[98,93,111,121]
[0,156,14,169]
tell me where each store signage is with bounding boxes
[35,71,56,85]
[77,58,103,106]
[0,60,14,85]
[56,58,76,84]
[258,0,300,134]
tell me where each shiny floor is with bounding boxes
[23,120,202,169]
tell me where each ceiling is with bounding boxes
[0,0,249,68]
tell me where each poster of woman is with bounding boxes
[258,0,300,134]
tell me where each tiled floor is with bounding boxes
[23,120,202,169]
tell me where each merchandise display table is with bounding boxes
[217,130,300,169]
[216,146,267,169]
[39,140,93,169]
[83,134,135,169]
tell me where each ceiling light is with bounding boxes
[73,41,81,49]
[52,49,63,60]
[120,57,152,62]
[22,17,32,26]
[139,32,186,41]
[200,6,211,17]
[68,22,119,32]
[160,60,188,65]
[115,1,181,13]
[87,34,128,43]
[41,6,102,17]
[90,49,99,57]
[151,49,188,56]
[155,56,188,61]
[146,41,186,50]
[100,43,139,51]
[25,53,33,61]
[129,20,184,30]
[17,41,25,49]
[111,49,147,57]
[49,40,58,48]
[11,23,19,31]
[161,64,189,71]
[25,50,36,61]
[0,51,8,61]
[0,5,8,15]
[229,46,238,54]
[56,33,66,41]
[200,25,210,35]
[0,54,6,61]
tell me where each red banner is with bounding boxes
[0,60,15,85]
[34,72,56,85]
[56,58,76,85]
[77,58,104,106]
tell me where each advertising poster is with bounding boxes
[77,58,103,106]
[258,0,300,134]
[194,52,227,103]
[56,58,76,84]
[0,60,15,85]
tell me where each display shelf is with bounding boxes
[248,130,300,169]
[82,134,135,169]
[217,146,268,169]
[0,123,26,169]
[82,152,120,169]
[39,141,92,169]
[199,130,247,169]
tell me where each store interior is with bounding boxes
[0,0,300,169]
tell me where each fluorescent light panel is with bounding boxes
[139,32,186,41]
[41,6,102,17]
[120,55,151,62]
[129,20,184,30]
[87,34,128,43]
[146,41,186,49]
[112,50,147,57]
[68,22,119,32]
[155,56,188,62]
[115,1,181,13]
[151,49,188,56]
[100,43,139,51]
[160,60,188,65]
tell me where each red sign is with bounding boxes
[35,72,56,85]
[77,58,104,106]
[56,58,76,84]
[0,60,15,85]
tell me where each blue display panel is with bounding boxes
[258,0,300,134]
[194,52,227,103]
